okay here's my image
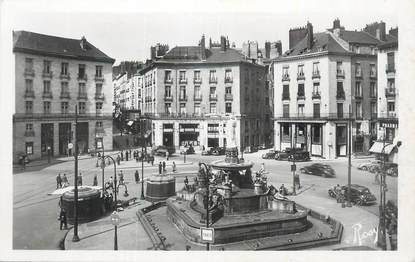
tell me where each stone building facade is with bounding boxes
[139,36,270,152]
[13,31,115,162]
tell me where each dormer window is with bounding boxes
[80,36,87,50]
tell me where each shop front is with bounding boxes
[179,123,199,147]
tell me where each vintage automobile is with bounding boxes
[212,147,226,156]
[180,145,195,155]
[328,184,376,205]
[262,150,277,159]
[357,161,398,177]
[274,148,310,161]
[300,163,336,177]
[152,145,175,157]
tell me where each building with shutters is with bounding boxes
[139,35,269,151]
[13,31,115,162]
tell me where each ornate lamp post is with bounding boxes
[110,211,120,250]
[99,155,118,210]
[199,162,211,251]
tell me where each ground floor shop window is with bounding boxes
[208,138,219,148]
[311,124,322,144]
[281,123,290,142]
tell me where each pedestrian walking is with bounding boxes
[117,155,121,165]
[108,176,114,190]
[166,151,169,161]
[93,174,98,186]
[158,162,162,175]
[172,161,177,172]
[184,176,189,190]
[135,170,140,184]
[126,151,129,161]
[78,173,83,186]
[162,161,166,172]
[119,170,124,185]
[56,173,62,189]
[59,208,68,230]
[121,151,124,161]
[151,155,154,166]
[62,174,69,187]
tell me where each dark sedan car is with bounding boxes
[180,145,195,155]
[328,184,376,205]
[300,163,336,177]
[262,150,276,159]
[274,148,310,161]
[152,145,175,157]
[212,147,225,156]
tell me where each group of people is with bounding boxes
[158,161,176,174]
[56,173,69,189]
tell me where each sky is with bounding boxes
[1,0,398,65]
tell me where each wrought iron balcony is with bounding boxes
[209,77,218,84]
[355,70,362,78]
[193,78,202,84]
[209,94,218,101]
[77,92,88,99]
[282,74,290,81]
[225,77,233,83]
[164,78,173,84]
[94,75,105,82]
[225,93,233,100]
[164,96,173,101]
[312,71,320,79]
[42,91,53,99]
[336,69,345,78]
[355,93,363,99]
[194,94,202,101]
[378,112,397,119]
[386,64,395,73]
[297,93,305,100]
[179,95,188,102]
[282,93,290,100]
[24,69,35,77]
[297,72,305,80]
[179,78,187,84]
[24,130,35,137]
[370,71,377,79]
[312,91,321,99]
[385,88,396,97]
[42,71,53,79]
[77,74,88,81]
[95,93,105,100]
[336,91,345,100]
[24,90,35,98]
[60,92,71,99]
[275,113,354,120]
[60,73,70,80]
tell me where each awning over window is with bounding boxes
[369,142,395,154]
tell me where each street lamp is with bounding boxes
[72,105,80,242]
[110,211,120,250]
[99,155,118,211]
[139,117,146,200]
[199,162,211,251]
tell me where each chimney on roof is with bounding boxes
[80,36,87,51]
[226,36,230,48]
[200,34,206,60]
[265,41,271,59]
[307,22,313,50]
[389,27,398,38]
[363,21,386,41]
[209,38,212,49]
[333,18,341,29]
[220,36,226,51]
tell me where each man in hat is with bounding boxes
[59,207,68,230]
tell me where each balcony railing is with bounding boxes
[164,78,173,84]
[386,64,395,73]
[336,69,345,78]
[275,112,354,120]
[194,78,202,84]
[312,91,321,99]
[60,92,70,99]
[282,74,290,81]
[24,90,35,98]
[194,94,202,101]
[77,74,88,81]
[179,78,187,84]
[24,130,35,137]
[225,77,233,83]
[14,113,112,121]
[60,73,70,80]
[209,94,218,101]
[94,75,105,82]
[225,93,233,100]
[139,112,229,120]
[282,93,290,100]
[164,96,173,101]
[209,77,218,84]
[336,91,345,100]
[24,69,35,77]
[385,88,396,97]
[370,71,377,79]
[42,91,53,99]
[297,94,305,100]
[297,72,305,80]
[95,93,105,100]
[312,71,320,79]
[370,92,377,98]
[42,71,53,78]
[77,92,88,99]
[378,112,397,119]
[355,93,363,99]
[179,95,188,102]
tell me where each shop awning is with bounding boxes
[369,142,395,154]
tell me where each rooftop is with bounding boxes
[160,46,249,63]
[13,30,115,63]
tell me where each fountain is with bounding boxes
[166,118,310,244]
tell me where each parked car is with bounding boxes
[180,145,195,155]
[300,163,336,177]
[357,161,398,177]
[152,145,175,157]
[262,150,277,159]
[328,184,376,205]
[201,148,212,156]
[244,146,258,153]
[274,148,310,161]
[212,147,226,156]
